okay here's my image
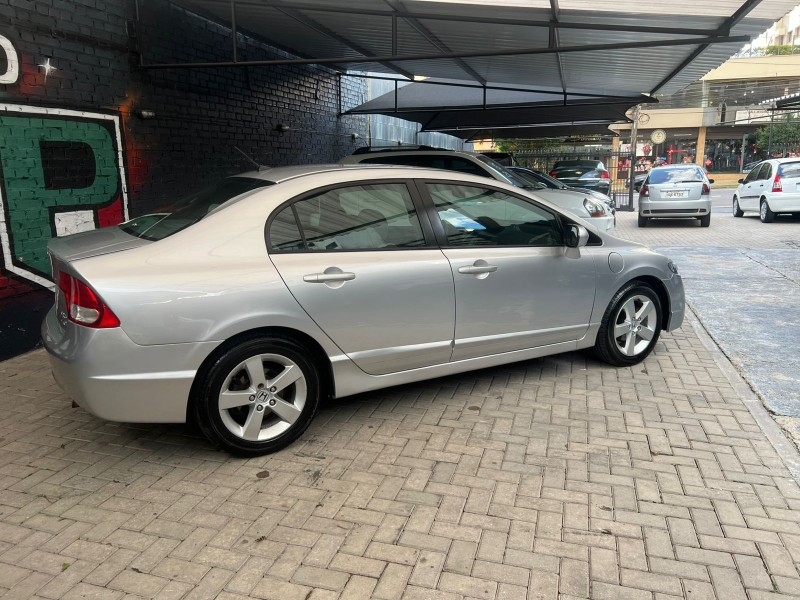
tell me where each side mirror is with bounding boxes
[738,178,744,183]
[564,224,590,248]
[707,178,715,184]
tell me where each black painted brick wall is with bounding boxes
[0,0,368,358]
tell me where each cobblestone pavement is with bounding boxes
[3,310,800,599]
[615,206,800,433]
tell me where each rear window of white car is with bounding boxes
[648,167,705,184]
[778,162,800,178]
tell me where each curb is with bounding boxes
[685,306,800,484]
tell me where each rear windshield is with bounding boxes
[120,177,272,241]
[647,167,705,184]
[554,160,602,168]
[778,162,800,178]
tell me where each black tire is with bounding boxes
[699,213,711,227]
[732,197,744,217]
[594,282,663,367]
[637,214,648,227]
[193,336,321,456]
[760,199,776,223]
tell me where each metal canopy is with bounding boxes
[145,0,798,97]
[343,78,650,139]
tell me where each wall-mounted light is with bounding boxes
[37,58,57,80]
[135,109,157,120]
[274,123,290,133]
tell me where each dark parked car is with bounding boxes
[549,160,611,195]
[507,166,616,209]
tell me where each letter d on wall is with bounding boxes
[0,34,19,84]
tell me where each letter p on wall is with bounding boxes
[0,105,129,288]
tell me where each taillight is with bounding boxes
[640,184,649,197]
[59,272,120,328]
[772,174,782,192]
[549,170,558,178]
[600,171,610,179]
[702,183,710,195]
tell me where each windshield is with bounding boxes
[648,166,705,184]
[528,169,568,189]
[505,169,547,189]
[120,177,272,241]
[472,155,533,189]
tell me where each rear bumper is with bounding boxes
[640,198,711,218]
[42,307,218,423]
[767,195,800,213]
[563,180,611,194]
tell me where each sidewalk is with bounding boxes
[2,305,800,599]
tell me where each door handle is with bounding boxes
[458,263,498,275]
[303,272,356,283]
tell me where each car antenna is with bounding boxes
[233,146,268,172]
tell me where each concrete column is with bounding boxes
[696,126,708,168]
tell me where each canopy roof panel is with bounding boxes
[165,0,798,97]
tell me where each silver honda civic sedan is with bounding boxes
[43,165,685,455]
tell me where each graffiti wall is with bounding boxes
[0,0,368,359]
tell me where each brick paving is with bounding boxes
[3,209,800,599]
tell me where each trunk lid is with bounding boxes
[47,226,151,264]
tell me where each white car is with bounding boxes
[733,158,800,222]
[342,148,616,233]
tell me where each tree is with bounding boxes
[755,113,800,151]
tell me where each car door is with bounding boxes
[740,163,765,210]
[267,180,455,376]
[418,180,597,361]
[754,162,773,207]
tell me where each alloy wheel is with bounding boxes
[612,295,657,357]
[217,353,306,442]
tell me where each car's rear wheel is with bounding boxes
[637,214,648,227]
[733,197,744,217]
[760,199,776,223]
[699,213,711,227]
[594,282,662,367]
[194,336,320,456]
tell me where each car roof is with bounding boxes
[651,163,704,169]
[344,149,479,159]
[234,163,417,183]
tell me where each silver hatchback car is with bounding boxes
[43,165,685,455]
[638,164,713,227]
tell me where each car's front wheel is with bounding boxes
[194,336,320,456]
[733,197,744,217]
[594,282,662,366]
[760,199,776,223]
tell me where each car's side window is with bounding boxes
[269,183,427,252]
[760,163,773,181]
[447,157,491,178]
[426,183,563,247]
[744,164,762,183]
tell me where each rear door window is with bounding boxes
[759,163,773,181]
[268,182,427,252]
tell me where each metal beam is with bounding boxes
[651,0,764,94]
[275,6,415,79]
[384,0,486,85]
[549,0,567,97]
[140,35,750,70]
[230,0,238,62]
[228,0,727,38]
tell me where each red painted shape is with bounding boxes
[97,197,124,228]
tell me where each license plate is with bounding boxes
[665,190,688,198]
